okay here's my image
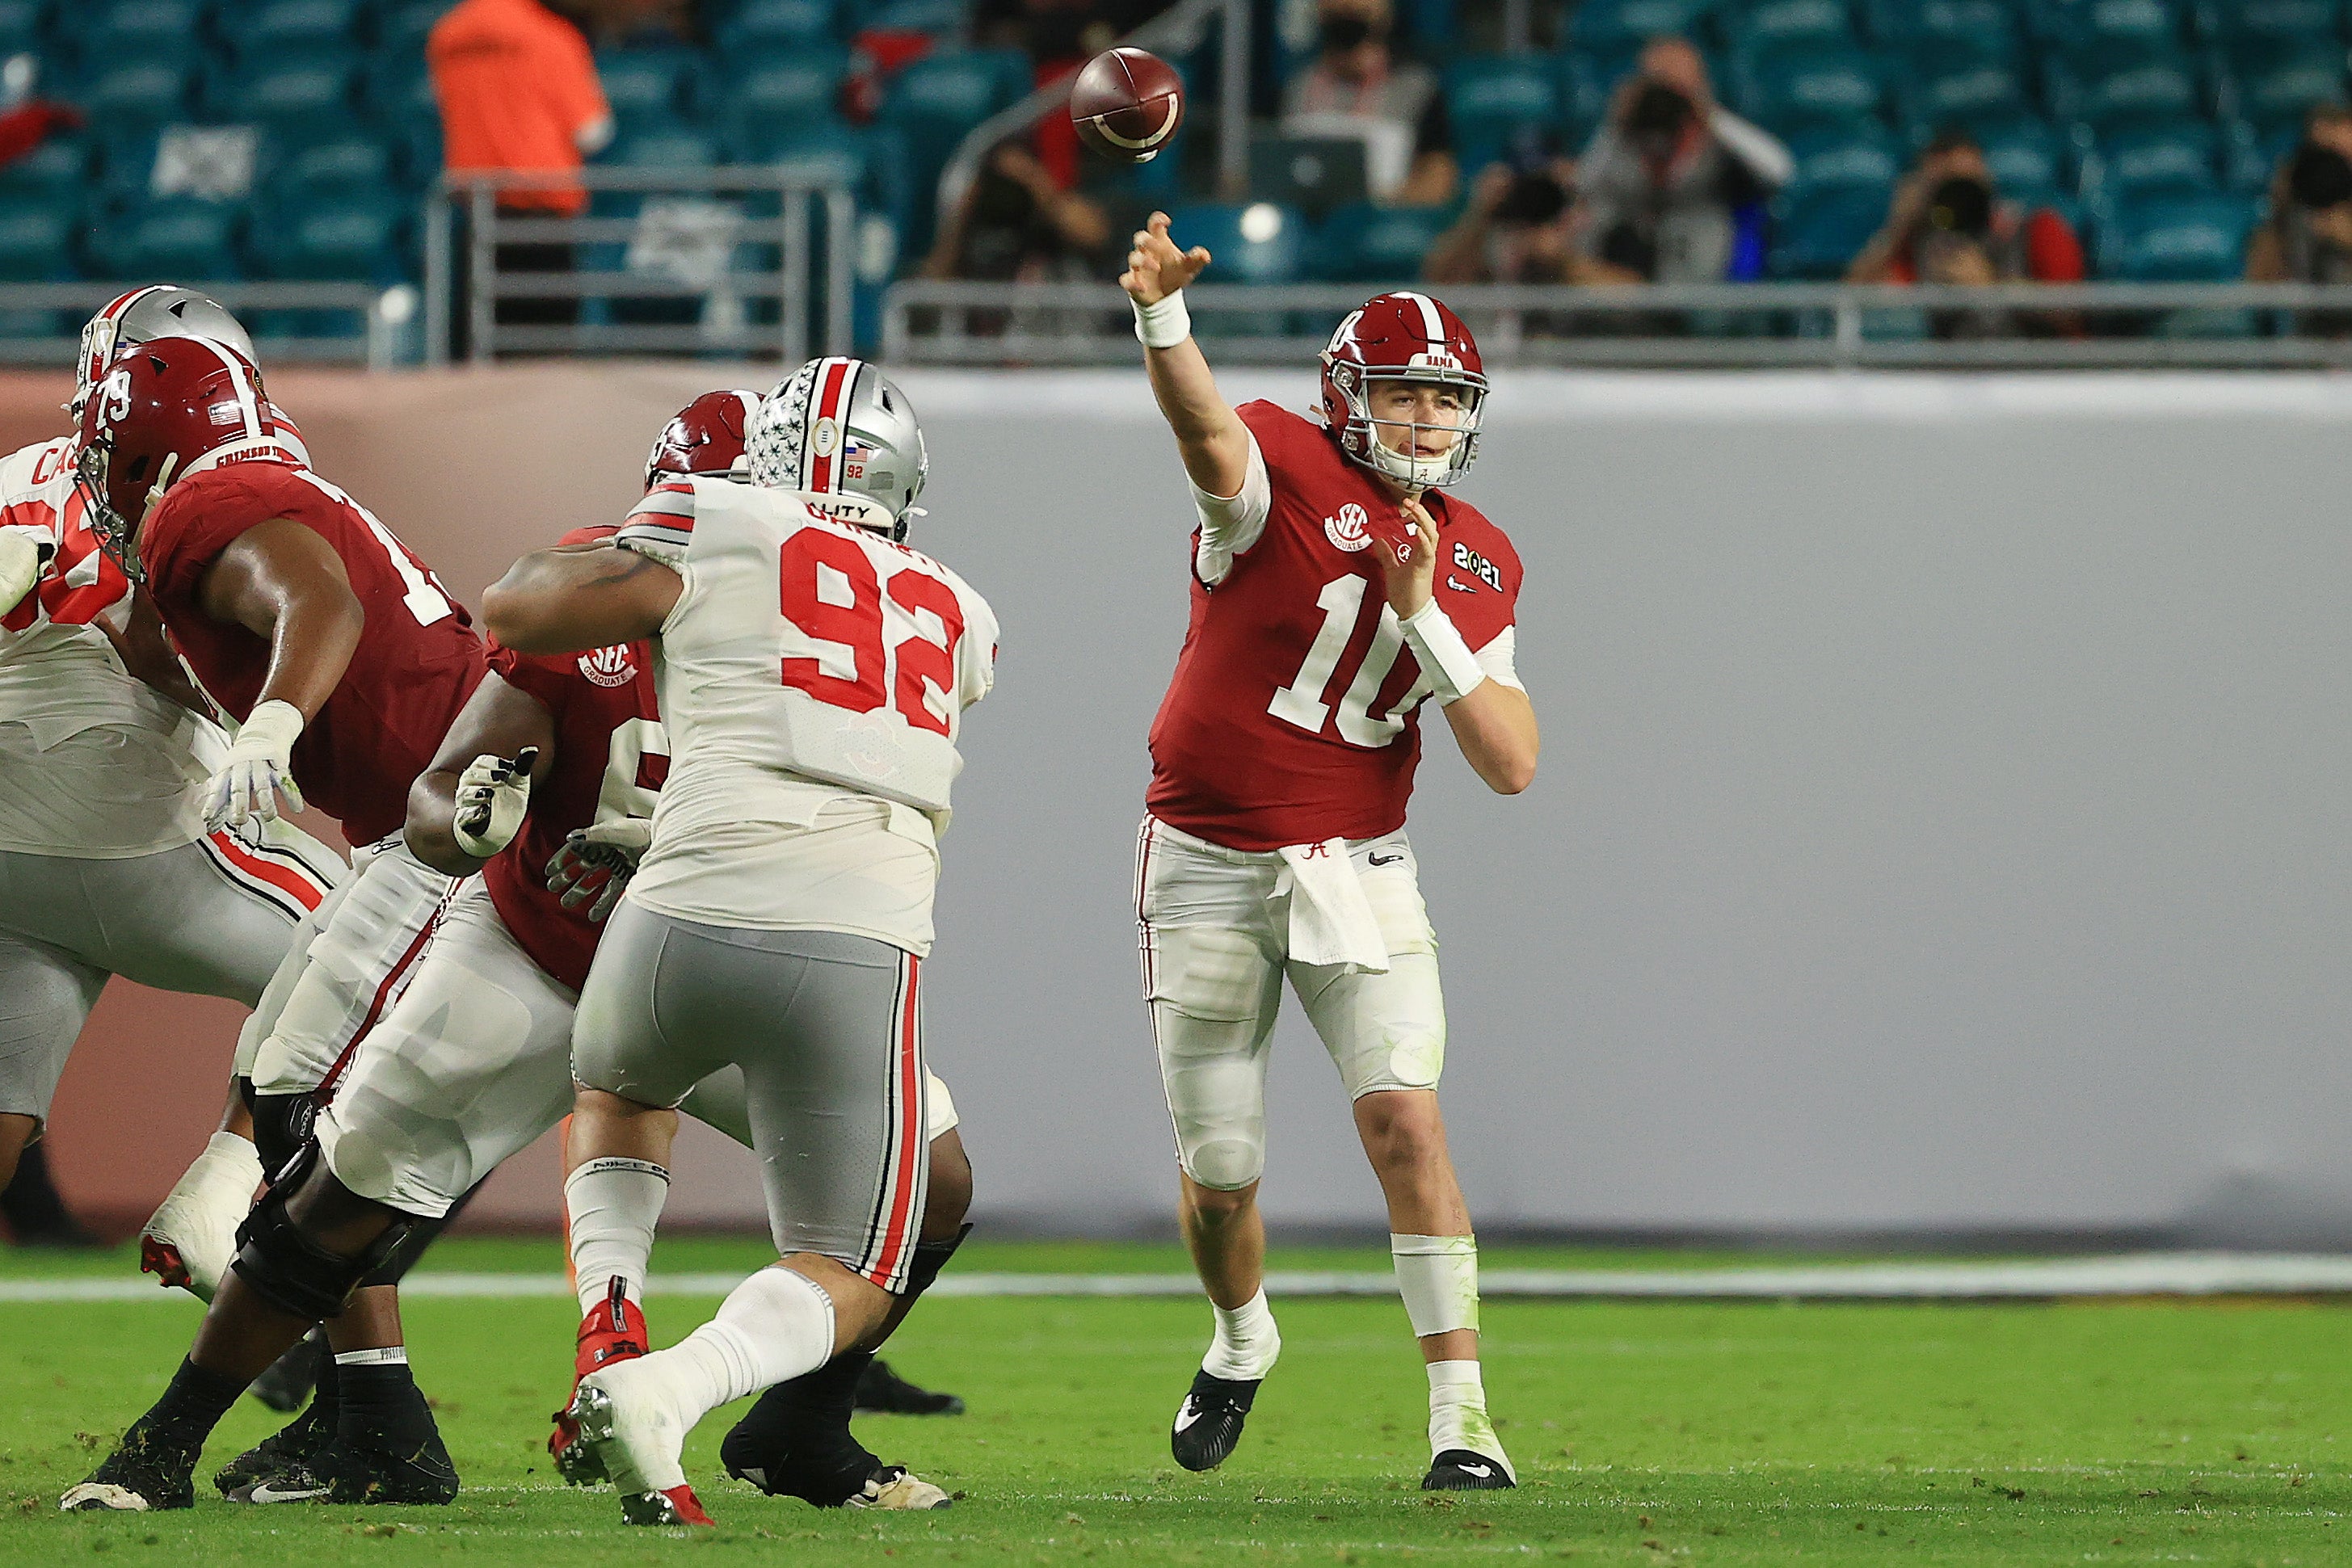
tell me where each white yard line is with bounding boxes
[6,1252,2352,1305]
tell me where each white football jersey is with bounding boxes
[0,435,222,857]
[614,478,998,952]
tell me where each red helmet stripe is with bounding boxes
[809,357,853,494]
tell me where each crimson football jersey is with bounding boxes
[481,637,667,992]
[1146,401,1521,852]
[139,459,485,844]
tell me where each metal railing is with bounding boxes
[933,0,1252,237]
[0,282,401,368]
[423,167,857,365]
[882,279,2352,368]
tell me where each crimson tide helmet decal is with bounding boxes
[1319,290,1489,491]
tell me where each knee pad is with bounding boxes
[1181,1136,1264,1192]
[901,1221,971,1299]
[229,1144,416,1322]
[358,1176,479,1287]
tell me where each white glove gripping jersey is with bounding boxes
[614,479,998,952]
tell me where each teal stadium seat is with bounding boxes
[262,194,407,282]
[1725,0,1858,49]
[2190,0,2343,40]
[377,2,459,64]
[1862,0,2024,48]
[718,0,839,54]
[1559,50,1642,140]
[274,135,400,201]
[2220,40,2349,139]
[1313,203,1451,283]
[0,139,90,201]
[211,60,362,132]
[86,0,208,65]
[1971,116,2068,197]
[607,124,719,170]
[1735,40,1885,131]
[724,51,848,159]
[224,0,364,63]
[1771,184,1886,275]
[1896,45,2029,129]
[2030,0,2185,44]
[1786,124,1904,193]
[2102,191,2255,276]
[2092,120,2220,195]
[2046,40,2203,129]
[0,0,45,57]
[1443,56,1559,173]
[882,49,1028,251]
[1167,204,1306,283]
[1569,0,1719,50]
[0,197,76,282]
[597,48,705,130]
[80,62,196,133]
[89,198,244,281]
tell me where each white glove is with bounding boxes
[545,816,654,924]
[452,747,539,859]
[0,528,51,616]
[204,699,306,831]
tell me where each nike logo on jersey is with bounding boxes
[1173,1400,1208,1432]
[1367,851,1404,868]
[1445,575,1479,594]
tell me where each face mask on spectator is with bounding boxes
[2290,143,2352,211]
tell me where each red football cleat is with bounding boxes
[549,1279,648,1486]
[621,1483,714,1528]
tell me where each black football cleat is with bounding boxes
[216,1398,335,1497]
[292,1427,461,1506]
[1170,1369,1260,1473]
[60,1440,197,1512]
[249,1330,327,1414]
[722,1391,877,1507]
[1421,1448,1516,1490]
[853,1358,966,1416]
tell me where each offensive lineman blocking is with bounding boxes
[1121,216,1540,1490]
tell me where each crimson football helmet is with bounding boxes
[1319,290,1487,490]
[643,389,760,493]
[74,336,301,582]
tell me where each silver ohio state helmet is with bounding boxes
[74,286,258,416]
[748,356,928,540]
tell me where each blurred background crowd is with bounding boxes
[0,0,2343,359]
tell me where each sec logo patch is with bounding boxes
[1323,502,1372,553]
[577,645,637,687]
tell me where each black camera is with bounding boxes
[2289,142,2352,210]
[1923,175,1993,240]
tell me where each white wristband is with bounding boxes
[238,698,307,753]
[1131,288,1191,349]
[1398,600,1486,705]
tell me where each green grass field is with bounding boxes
[2,1238,2346,1565]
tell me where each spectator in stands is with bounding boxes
[428,0,658,346]
[1575,38,1789,283]
[2245,104,2352,287]
[1281,0,1456,207]
[1848,127,2085,288]
[923,140,1113,338]
[1424,154,1642,289]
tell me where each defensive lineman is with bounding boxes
[482,357,995,1526]
[1121,215,1540,1490]
[0,289,340,1205]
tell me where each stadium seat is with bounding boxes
[273,134,400,201]
[78,62,196,132]
[87,197,244,281]
[0,195,75,281]
[882,49,1026,143]
[0,0,44,56]
[0,138,90,200]
[1863,0,2026,49]
[377,1,459,64]
[2219,39,2348,137]
[722,52,848,160]
[2100,190,2255,275]
[606,123,720,169]
[84,0,207,63]
[717,0,839,53]
[2045,40,2203,129]
[1568,0,1719,50]
[1559,48,1644,139]
[259,193,406,281]
[2091,120,2220,195]
[1898,45,2031,128]
[210,60,362,132]
[224,0,364,62]
[867,0,967,30]
[1165,203,1306,284]
[1971,115,2069,195]
[2190,0,2343,38]
[597,48,704,128]
[2029,0,2186,44]
[1786,124,1904,194]
[1770,184,1886,275]
[1443,56,1559,172]
[1312,202,1451,283]
[1735,40,1885,130]
[1724,0,1858,48]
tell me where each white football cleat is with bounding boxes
[570,1360,709,1527]
[140,1132,262,1301]
[848,1467,952,1511]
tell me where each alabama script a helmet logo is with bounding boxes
[1323,502,1372,553]
[577,645,637,687]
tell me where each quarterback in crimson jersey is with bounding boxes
[1121,213,1540,1492]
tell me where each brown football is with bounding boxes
[1070,47,1184,164]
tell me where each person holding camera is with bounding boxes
[1846,127,2084,338]
[1572,38,1791,283]
[2245,104,2352,305]
[1424,151,1643,291]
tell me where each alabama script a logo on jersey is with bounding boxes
[576,645,637,688]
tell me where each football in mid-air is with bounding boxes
[1070,47,1184,164]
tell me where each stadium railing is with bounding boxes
[881,280,2352,368]
[0,282,401,368]
[423,167,858,366]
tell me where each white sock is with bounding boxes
[1201,1288,1281,1381]
[333,1346,409,1368]
[565,1157,669,1316]
[651,1265,836,1426]
[1428,1360,1513,1477]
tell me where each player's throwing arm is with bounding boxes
[1122,215,1538,1492]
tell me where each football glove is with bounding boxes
[545,817,654,924]
[0,527,51,616]
[452,747,539,860]
[204,700,306,831]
